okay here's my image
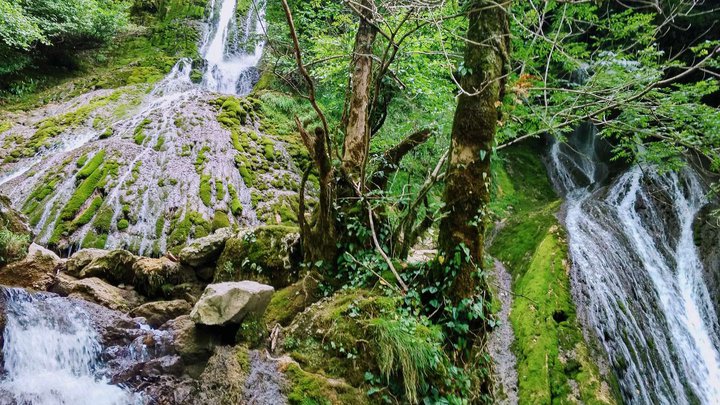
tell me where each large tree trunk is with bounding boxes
[342,0,377,185]
[439,1,510,304]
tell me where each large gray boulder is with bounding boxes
[190,281,274,326]
[178,227,234,267]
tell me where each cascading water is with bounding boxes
[201,0,266,95]
[547,127,720,404]
[0,288,140,405]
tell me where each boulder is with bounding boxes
[0,243,62,290]
[52,274,144,312]
[65,248,109,277]
[178,227,234,267]
[162,315,218,374]
[78,249,137,282]
[129,299,192,328]
[215,226,300,288]
[190,281,274,326]
[132,257,195,297]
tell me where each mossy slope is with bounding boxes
[489,143,620,404]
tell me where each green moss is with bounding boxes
[285,363,367,405]
[21,93,118,156]
[76,153,88,168]
[199,174,212,207]
[133,118,151,145]
[215,180,226,200]
[0,121,11,133]
[117,219,129,230]
[228,184,243,216]
[70,196,103,231]
[195,146,210,172]
[76,150,105,181]
[262,138,275,161]
[154,135,166,151]
[489,144,617,404]
[167,210,213,253]
[155,215,166,238]
[212,210,230,230]
[100,127,113,139]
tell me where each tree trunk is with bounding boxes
[342,0,377,185]
[439,1,510,304]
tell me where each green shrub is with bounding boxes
[0,228,30,264]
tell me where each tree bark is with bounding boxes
[342,0,377,185]
[438,0,510,304]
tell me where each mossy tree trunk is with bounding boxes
[439,1,510,306]
[342,0,377,186]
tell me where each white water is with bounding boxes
[0,288,140,405]
[202,0,266,95]
[549,131,720,404]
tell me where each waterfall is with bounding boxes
[201,0,266,95]
[548,127,720,404]
[0,288,141,405]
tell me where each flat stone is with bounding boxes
[178,228,234,267]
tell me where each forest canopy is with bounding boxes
[0,0,129,78]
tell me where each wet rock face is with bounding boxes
[695,204,720,322]
[0,79,302,258]
[190,281,274,326]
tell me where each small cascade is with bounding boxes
[0,288,141,405]
[201,0,266,95]
[547,128,720,404]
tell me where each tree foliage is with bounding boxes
[0,0,130,79]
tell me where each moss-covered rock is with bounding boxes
[282,362,368,405]
[131,257,184,296]
[74,249,137,281]
[265,271,321,327]
[215,226,300,288]
[178,227,234,268]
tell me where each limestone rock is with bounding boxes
[129,299,192,328]
[79,249,137,281]
[0,243,62,290]
[178,227,234,267]
[190,281,274,326]
[52,273,144,312]
[215,226,300,288]
[65,248,109,277]
[162,315,217,373]
[132,257,194,297]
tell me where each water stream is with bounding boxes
[548,127,720,404]
[201,0,266,95]
[0,288,140,405]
